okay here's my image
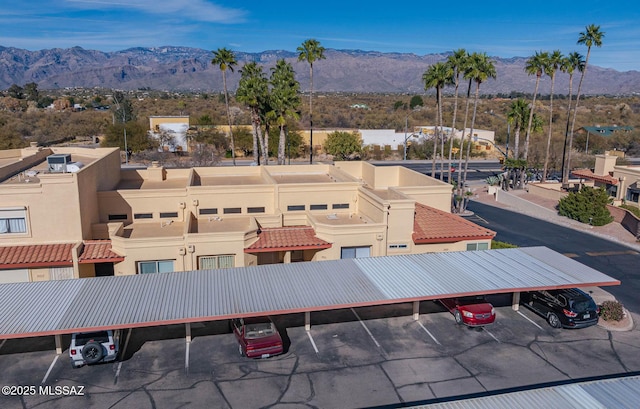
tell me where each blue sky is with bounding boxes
[1,1,638,71]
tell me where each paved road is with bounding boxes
[467,201,640,312]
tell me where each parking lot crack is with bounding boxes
[608,332,630,372]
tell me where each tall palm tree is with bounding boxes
[560,52,585,185]
[522,51,550,167]
[541,50,563,182]
[236,62,269,165]
[565,24,604,183]
[211,48,238,165]
[507,98,529,160]
[423,62,453,179]
[460,53,496,205]
[268,59,301,165]
[297,39,326,164]
[445,49,468,184]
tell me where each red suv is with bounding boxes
[231,317,283,359]
[439,295,496,327]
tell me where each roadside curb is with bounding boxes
[598,309,635,332]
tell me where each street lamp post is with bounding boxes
[112,94,129,165]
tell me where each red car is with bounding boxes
[439,295,496,327]
[231,317,284,359]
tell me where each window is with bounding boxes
[341,246,370,259]
[50,267,74,280]
[223,207,242,214]
[332,203,349,209]
[134,213,153,219]
[247,207,265,214]
[199,208,218,215]
[160,212,178,218]
[108,214,128,221]
[310,204,328,210]
[0,208,27,234]
[138,260,174,274]
[287,205,305,211]
[627,189,639,203]
[199,255,234,269]
[466,242,489,251]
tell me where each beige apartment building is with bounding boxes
[0,144,495,283]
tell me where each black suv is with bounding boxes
[522,288,599,329]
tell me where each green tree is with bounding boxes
[541,50,563,182]
[7,84,23,99]
[558,186,613,226]
[409,95,424,110]
[560,52,585,185]
[460,53,496,207]
[268,59,301,165]
[565,24,605,184]
[324,131,362,160]
[211,47,238,165]
[102,121,151,153]
[236,62,269,164]
[297,38,326,164]
[507,98,529,160]
[423,62,453,180]
[445,49,468,183]
[24,82,39,101]
[523,51,550,166]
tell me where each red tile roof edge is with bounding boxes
[412,203,496,244]
[572,169,618,185]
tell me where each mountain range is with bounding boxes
[0,45,638,95]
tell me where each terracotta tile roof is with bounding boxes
[572,168,618,185]
[413,203,496,244]
[245,226,332,253]
[78,240,124,263]
[0,243,74,269]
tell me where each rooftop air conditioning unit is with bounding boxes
[47,154,72,173]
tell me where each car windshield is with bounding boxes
[571,299,596,313]
[74,331,110,346]
[245,322,276,339]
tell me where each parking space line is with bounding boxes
[351,308,381,348]
[42,354,59,384]
[306,331,319,353]
[417,321,441,345]
[114,329,132,384]
[517,310,544,330]
[482,328,501,343]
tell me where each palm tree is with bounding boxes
[211,48,238,165]
[565,24,604,183]
[560,52,585,185]
[236,62,269,165]
[445,49,468,184]
[522,51,550,168]
[268,59,301,165]
[422,62,453,179]
[541,50,563,182]
[460,53,496,210]
[507,98,529,160]
[297,39,326,164]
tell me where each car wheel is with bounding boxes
[454,310,463,325]
[82,341,104,364]
[238,343,245,357]
[547,313,562,328]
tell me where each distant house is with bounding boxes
[579,125,634,137]
[148,116,190,153]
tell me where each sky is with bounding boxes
[1,1,639,72]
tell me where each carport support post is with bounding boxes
[512,292,520,311]
[55,334,62,355]
[305,311,311,331]
[185,323,191,343]
[413,301,420,320]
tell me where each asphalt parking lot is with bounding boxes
[1,297,639,409]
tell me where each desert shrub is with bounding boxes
[599,300,624,321]
[620,204,640,218]
[557,186,614,226]
[491,240,517,249]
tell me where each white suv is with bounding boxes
[69,330,119,368]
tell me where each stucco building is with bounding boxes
[0,144,495,283]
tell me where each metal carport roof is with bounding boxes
[0,246,620,339]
